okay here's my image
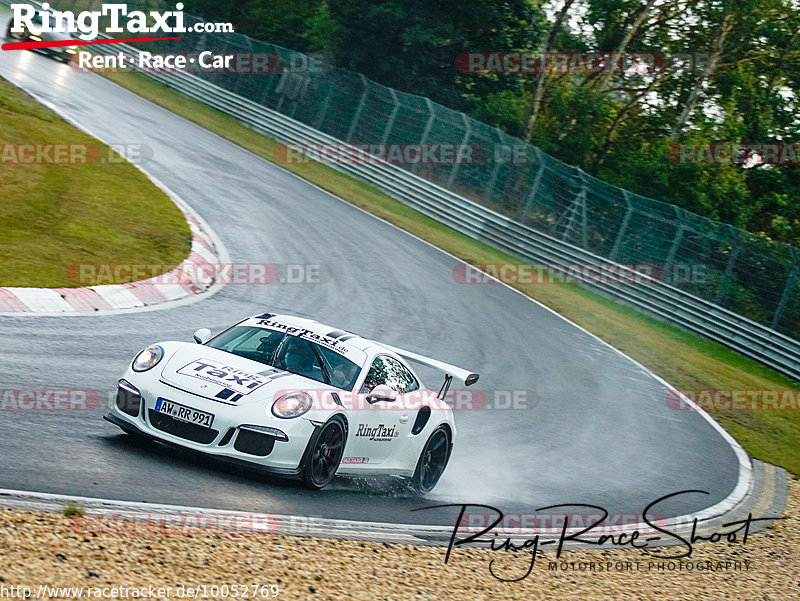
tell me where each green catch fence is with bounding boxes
[21,0,800,342]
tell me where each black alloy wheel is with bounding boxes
[301,419,345,489]
[410,426,450,494]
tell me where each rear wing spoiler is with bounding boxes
[383,344,479,398]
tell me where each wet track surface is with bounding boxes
[0,12,741,526]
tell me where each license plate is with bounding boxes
[155,398,214,428]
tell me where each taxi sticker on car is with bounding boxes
[177,359,272,396]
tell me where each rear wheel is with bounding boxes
[409,426,451,495]
[301,419,345,489]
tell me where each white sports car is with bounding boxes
[105,312,479,493]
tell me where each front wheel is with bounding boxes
[300,419,345,489]
[409,426,451,495]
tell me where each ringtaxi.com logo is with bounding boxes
[66,263,327,286]
[6,3,233,42]
[1,389,101,411]
[1,143,152,165]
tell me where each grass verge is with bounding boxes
[0,75,191,287]
[100,69,799,475]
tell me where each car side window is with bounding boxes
[359,356,419,394]
[381,356,419,393]
[359,357,387,394]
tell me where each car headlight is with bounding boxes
[132,345,164,372]
[271,392,313,419]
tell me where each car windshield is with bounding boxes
[206,326,361,391]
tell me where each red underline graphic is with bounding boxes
[1,37,187,51]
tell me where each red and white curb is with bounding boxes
[0,179,228,316]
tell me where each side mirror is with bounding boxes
[193,328,212,344]
[367,385,398,404]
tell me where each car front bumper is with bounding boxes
[106,378,320,478]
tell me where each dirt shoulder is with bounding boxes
[0,477,795,600]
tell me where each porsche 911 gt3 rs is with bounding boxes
[105,313,479,493]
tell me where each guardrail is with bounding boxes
[1,0,797,381]
[82,42,800,382]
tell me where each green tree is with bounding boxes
[325,0,543,109]
[183,0,325,52]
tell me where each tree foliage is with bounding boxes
[184,0,800,244]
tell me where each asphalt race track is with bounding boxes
[0,11,742,527]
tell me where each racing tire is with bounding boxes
[409,425,451,495]
[300,418,346,490]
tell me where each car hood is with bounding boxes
[158,343,329,407]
